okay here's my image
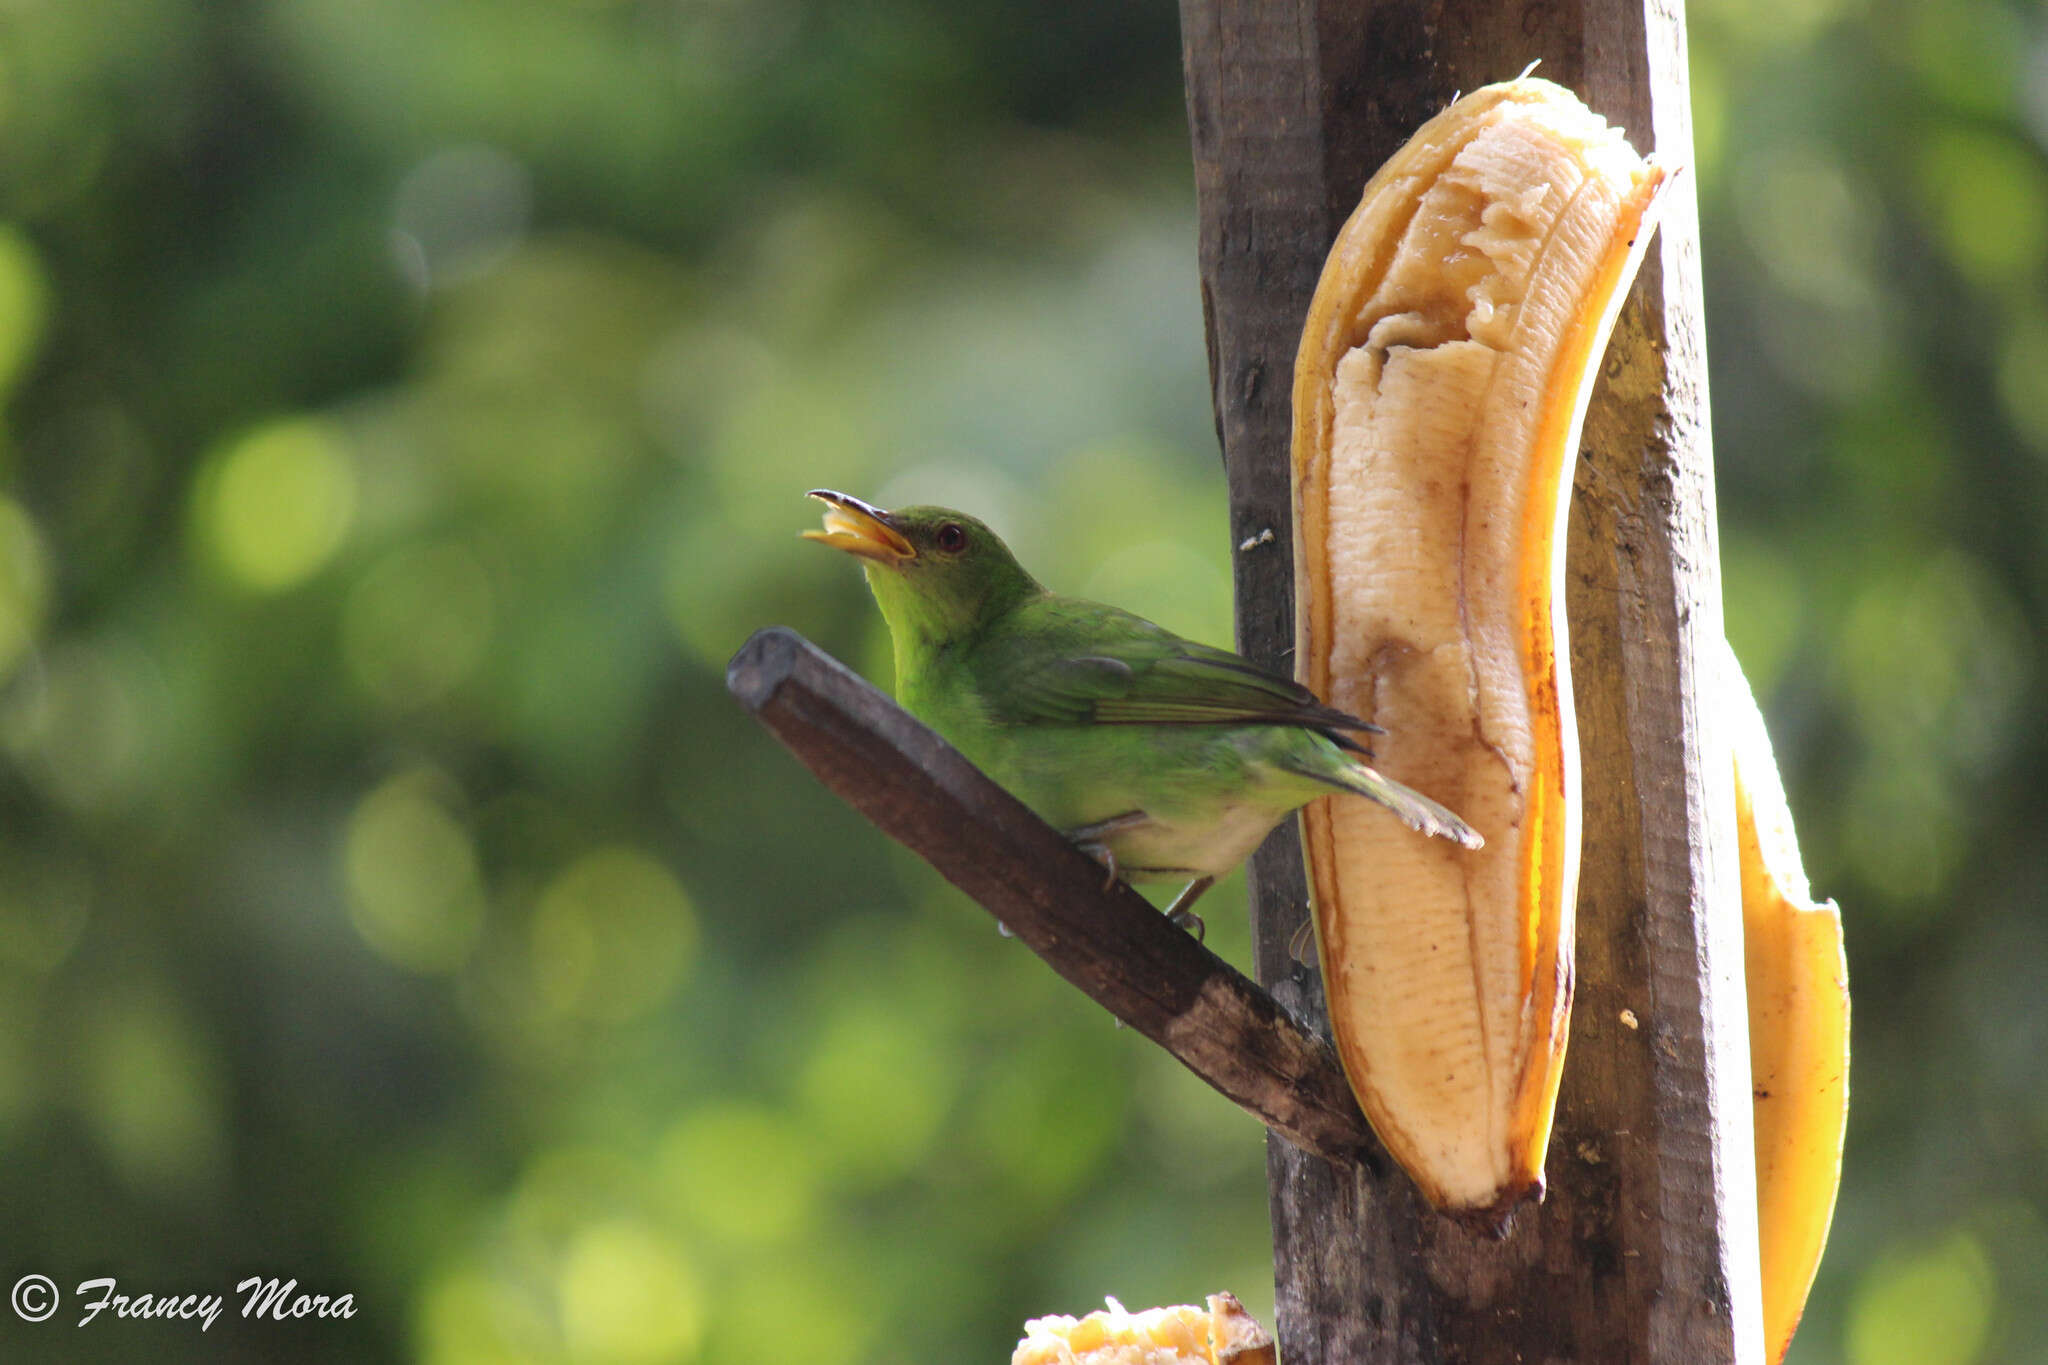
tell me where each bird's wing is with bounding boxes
[976,601,1378,737]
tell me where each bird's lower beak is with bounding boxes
[802,490,916,564]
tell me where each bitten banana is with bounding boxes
[1291,78,1670,1215]
[1012,1293,1276,1365]
[1721,640,1849,1363]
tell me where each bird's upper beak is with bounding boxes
[802,489,916,564]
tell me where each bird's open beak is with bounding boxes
[802,489,916,564]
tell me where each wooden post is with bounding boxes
[1179,1,1763,1360]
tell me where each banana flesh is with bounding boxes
[1292,78,1670,1215]
[1721,640,1849,1363]
[1012,1293,1276,1365]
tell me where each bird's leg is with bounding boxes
[1064,811,1150,892]
[1164,876,1215,942]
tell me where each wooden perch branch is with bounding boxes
[726,625,1381,1168]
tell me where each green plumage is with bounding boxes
[804,491,1480,920]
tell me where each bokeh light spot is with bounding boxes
[1735,141,1878,309]
[1840,759,1961,908]
[531,846,696,1024]
[1847,1230,1995,1365]
[795,996,954,1185]
[0,498,49,682]
[0,223,50,398]
[82,991,225,1197]
[345,770,487,974]
[194,417,358,592]
[1915,127,2048,287]
[659,1102,822,1246]
[1,640,150,814]
[1837,551,2028,768]
[556,1219,704,1365]
[416,1264,550,1365]
[390,143,531,292]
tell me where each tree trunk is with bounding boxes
[1178,1,1764,1359]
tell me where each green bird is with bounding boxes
[804,490,1481,935]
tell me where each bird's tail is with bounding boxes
[1315,759,1485,851]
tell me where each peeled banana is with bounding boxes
[1722,640,1849,1363]
[1290,77,1670,1215]
[1012,1293,1275,1365]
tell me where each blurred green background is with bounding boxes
[0,0,2042,1361]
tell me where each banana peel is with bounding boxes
[1722,639,1849,1363]
[1291,77,1670,1216]
[1286,71,1845,1348]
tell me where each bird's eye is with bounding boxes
[936,523,967,554]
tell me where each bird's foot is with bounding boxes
[1163,876,1215,943]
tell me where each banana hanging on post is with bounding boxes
[1290,77,1671,1217]
[1722,639,1849,1364]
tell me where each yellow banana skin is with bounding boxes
[1292,77,1669,1216]
[1722,640,1849,1363]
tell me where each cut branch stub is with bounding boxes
[727,625,1381,1169]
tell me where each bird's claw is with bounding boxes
[1074,842,1120,891]
[1064,811,1148,894]
[1287,916,1317,967]
[1168,907,1206,942]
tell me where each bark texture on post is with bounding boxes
[1178,1,1762,1360]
